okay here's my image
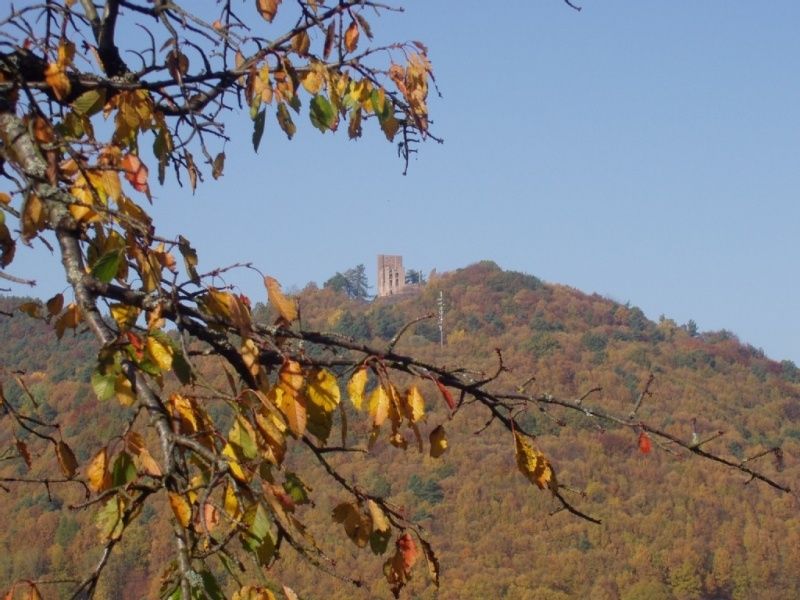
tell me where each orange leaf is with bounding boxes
[638,431,652,454]
[344,20,359,53]
[256,0,281,22]
[264,276,298,323]
[433,378,455,411]
[120,153,149,194]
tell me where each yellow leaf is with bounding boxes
[241,338,262,380]
[169,394,199,433]
[45,63,71,100]
[56,441,78,478]
[222,442,250,483]
[168,492,193,528]
[344,20,360,53]
[0,192,10,205]
[232,586,276,600]
[110,303,140,330]
[367,499,391,533]
[146,335,173,371]
[255,0,281,23]
[223,483,240,520]
[368,385,390,427]
[513,431,557,491]
[270,385,307,438]
[347,367,368,410]
[54,303,81,339]
[114,374,136,406]
[301,69,323,95]
[21,194,45,241]
[404,386,425,424]
[86,448,111,493]
[306,368,340,413]
[429,425,448,458]
[264,276,298,323]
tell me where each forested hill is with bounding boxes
[1,262,799,599]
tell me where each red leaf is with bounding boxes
[120,154,149,193]
[433,378,455,411]
[397,532,418,571]
[638,431,652,454]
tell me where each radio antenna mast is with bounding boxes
[437,290,445,347]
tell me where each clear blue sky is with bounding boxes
[8,1,800,363]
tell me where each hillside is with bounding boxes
[1,262,798,600]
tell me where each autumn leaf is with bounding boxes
[514,431,557,492]
[56,441,78,478]
[264,275,298,323]
[404,386,425,423]
[291,30,310,56]
[166,50,189,80]
[54,303,81,339]
[86,448,112,493]
[332,502,372,548]
[347,367,368,410]
[305,368,341,443]
[16,439,31,469]
[125,431,162,476]
[232,586,276,600]
[114,374,136,406]
[429,424,448,458]
[276,103,296,140]
[45,62,70,100]
[120,153,149,194]
[169,492,193,528]
[323,21,335,59]
[146,335,174,371]
[638,431,652,454]
[255,0,281,23]
[384,532,419,598]
[434,378,456,411]
[45,293,64,317]
[344,20,360,53]
[368,385,390,428]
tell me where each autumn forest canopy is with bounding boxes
[0,1,797,600]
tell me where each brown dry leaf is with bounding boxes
[429,425,448,458]
[45,293,64,317]
[344,20,360,53]
[16,439,32,469]
[291,30,310,56]
[56,441,78,478]
[125,431,162,476]
[264,276,298,322]
[255,0,281,23]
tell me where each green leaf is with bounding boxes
[112,451,137,487]
[91,370,116,401]
[198,570,225,600]
[252,109,266,152]
[240,502,275,565]
[171,350,194,385]
[229,417,258,460]
[370,528,392,555]
[309,95,335,132]
[91,249,122,283]
[283,472,311,505]
[72,89,106,116]
[276,103,296,140]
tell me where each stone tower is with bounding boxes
[377,255,405,297]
